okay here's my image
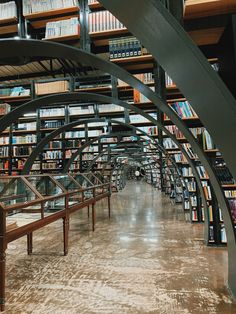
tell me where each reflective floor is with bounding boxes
[4,182,236,313]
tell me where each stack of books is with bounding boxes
[0,103,10,115]
[109,37,142,59]
[23,0,78,14]
[89,10,126,33]
[36,80,69,95]
[0,1,17,20]
[45,17,80,39]
[171,101,198,119]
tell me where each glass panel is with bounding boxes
[52,175,79,191]
[6,203,43,230]
[26,176,63,197]
[84,172,100,185]
[0,177,38,208]
[73,174,93,188]
[44,196,65,213]
[73,174,94,200]
[94,171,107,183]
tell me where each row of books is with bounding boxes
[23,0,78,15]
[44,141,62,149]
[0,160,9,170]
[42,120,64,129]
[12,135,37,144]
[45,18,80,39]
[14,122,37,131]
[40,108,65,117]
[214,166,235,185]
[165,74,174,86]
[13,146,34,156]
[165,125,184,139]
[0,147,9,157]
[229,200,236,221]
[82,153,96,161]
[163,138,178,149]
[0,103,10,115]
[0,137,9,145]
[190,196,197,207]
[117,73,154,87]
[171,101,198,119]
[202,129,215,150]
[99,104,124,113]
[197,165,208,179]
[43,151,63,160]
[42,162,60,170]
[88,10,126,33]
[0,87,30,97]
[185,179,196,191]
[182,167,193,177]
[133,86,155,103]
[109,37,143,59]
[88,0,99,4]
[70,105,94,115]
[225,190,236,198]
[65,130,102,138]
[0,1,16,20]
[174,153,188,163]
[184,200,190,210]
[202,181,212,200]
[183,143,198,159]
[192,210,199,221]
[36,80,69,95]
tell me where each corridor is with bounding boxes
[5,182,236,313]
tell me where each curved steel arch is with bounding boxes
[0,39,234,293]
[64,119,169,172]
[62,120,188,200]
[91,145,187,200]
[99,0,236,179]
[22,110,209,243]
[0,43,232,256]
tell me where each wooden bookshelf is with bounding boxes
[90,28,128,38]
[76,86,111,93]
[110,54,153,65]
[28,15,80,29]
[0,24,18,35]
[0,16,17,25]
[43,34,80,42]
[88,2,103,9]
[222,184,236,189]
[0,95,31,103]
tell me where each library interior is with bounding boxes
[0,0,236,313]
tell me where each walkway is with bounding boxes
[5,182,236,313]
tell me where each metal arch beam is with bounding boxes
[0,43,232,251]
[89,146,187,198]
[62,120,187,197]
[99,0,236,179]
[64,118,169,172]
[23,107,209,238]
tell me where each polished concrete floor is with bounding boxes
[4,182,236,313]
